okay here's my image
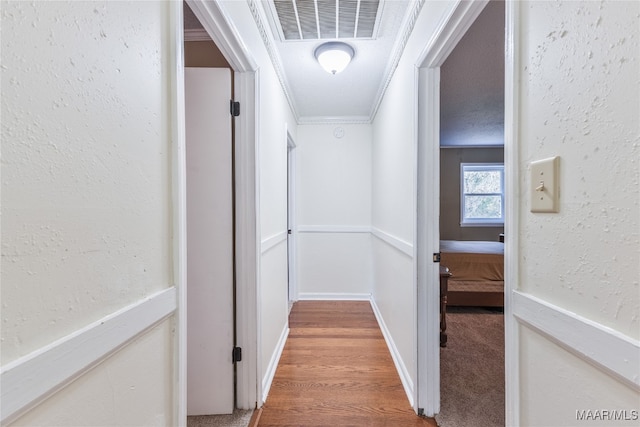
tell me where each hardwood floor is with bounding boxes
[258,301,437,426]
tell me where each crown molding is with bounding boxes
[368,0,426,122]
[297,115,372,125]
[246,0,300,123]
[246,0,428,125]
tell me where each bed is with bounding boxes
[440,240,504,307]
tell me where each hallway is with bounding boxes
[256,301,437,426]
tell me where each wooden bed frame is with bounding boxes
[447,288,503,307]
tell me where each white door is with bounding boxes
[185,67,234,416]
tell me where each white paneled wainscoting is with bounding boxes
[296,225,374,300]
[0,288,177,425]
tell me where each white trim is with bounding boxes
[503,1,520,424]
[171,1,188,424]
[297,225,372,234]
[298,292,372,301]
[415,66,441,417]
[186,0,257,72]
[253,67,265,408]
[261,325,289,403]
[371,227,413,257]
[416,0,488,68]
[440,144,504,149]
[410,64,420,413]
[513,291,640,391]
[261,231,287,254]
[369,0,426,121]
[414,0,490,417]
[297,115,372,125]
[370,298,414,408]
[234,69,260,410]
[414,64,422,415]
[287,128,299,303]
[0,288,177,425]
[245,0,300,122]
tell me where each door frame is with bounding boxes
[286,127,298,305]
[173,1,261,424]
[414,0,519,422]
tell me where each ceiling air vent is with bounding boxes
[272,0,380,41]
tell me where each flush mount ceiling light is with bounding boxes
[314,42,355,75]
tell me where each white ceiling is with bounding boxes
[185,1,503,132]
[260,0,412,123]
[185,1,416,124]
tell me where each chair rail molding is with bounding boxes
[0,287,177,425]
[371,227,413,257]
[513,291,640,391]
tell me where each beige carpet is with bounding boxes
[436,307,505,427]
[187,410,253,427]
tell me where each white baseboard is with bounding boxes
[297,292,372,301]
[261,324,289,403]
[369,298,415,407]
[0,287,177,425]
[297,225,372,234]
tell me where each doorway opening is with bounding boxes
[436,2,506,426]
[184,2,235,416]
[176,0,260,422]
[416,0,511,422]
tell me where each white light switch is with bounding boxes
[530,156,560,213]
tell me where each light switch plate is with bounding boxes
[530,156,560,213]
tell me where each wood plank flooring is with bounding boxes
[258,301,438,426]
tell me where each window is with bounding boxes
[460,163,504,226]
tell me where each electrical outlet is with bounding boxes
[530,156,560,213]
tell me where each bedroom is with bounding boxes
[437,1,506,426]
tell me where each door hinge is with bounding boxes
[232,346,242,363]
[288,229,292,235]
[230,100,240,117]
[433,252,441,263]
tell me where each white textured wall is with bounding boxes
[1,1,175,424]
[518,0,639,424]
[297,124,372,296]
[519,0,639,340]
[218,0,298,392]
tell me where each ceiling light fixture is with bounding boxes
[314,42,355,75]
